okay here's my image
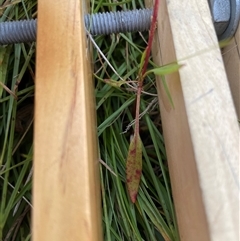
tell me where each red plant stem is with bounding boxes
[135,0,160,134]
[126,0,160,204]
[134,83,142,135]
[141,0,160,78]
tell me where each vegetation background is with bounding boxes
[0,0,179,240]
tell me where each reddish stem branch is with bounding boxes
[127,0,160,203]
[135,0,160,134]
[141,0,160,78]
[134,83,142,135]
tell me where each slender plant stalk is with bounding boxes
[137,0,160,133]
[141,0,160,77]
[126,0,160,203]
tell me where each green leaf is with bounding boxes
[144,62,183,108]
[102,79,127,88]
[0,46,12,98]
[145,62,183,77]
[162,76,175,108]
[126,133,142,203]
[218,38,231,48]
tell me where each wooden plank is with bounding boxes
[145,0,239,240]
[33,1,102,241]
[222,24,240,119]
[144,1,210,239]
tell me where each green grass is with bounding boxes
[0,1,179,240]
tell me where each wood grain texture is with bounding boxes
[145,0,239,240]
[33,1,102,241]
[144,0,211,240]
[222,24,240,119]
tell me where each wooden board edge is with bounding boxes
[145,0,239,240]
[33,1,102,240]
[145,0,211,240]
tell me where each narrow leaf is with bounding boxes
[126,133,142,203]
[0,46,12,98]
[145,62,183,76]
[103,79,127,88]
[102,79,138,88]
[218,38,231,48]
[162,77,175,108]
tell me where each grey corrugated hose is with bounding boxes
[0,19,37,45]
[84,8,152,35]
[0,9,153,45]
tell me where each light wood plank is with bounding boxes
[33,1,102,241]
[222,24,240,119]
[145,1,210,239]
[145,0,239,240]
